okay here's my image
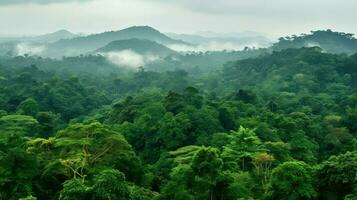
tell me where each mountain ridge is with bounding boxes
[272,29,357,54]
[95,38,178,57]
[44,26,190,57]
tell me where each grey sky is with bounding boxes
[0,0,90,4]
[0,0,356,38]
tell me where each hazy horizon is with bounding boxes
[0,0,356,38]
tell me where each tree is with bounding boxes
[170,145,202,165]
[156,112,191,150]
[253,152,275,187]
[36,111,61,138]
[191,147,223,200]
[129,185,158,200]
[19,195,37,200]
[323,127,353,155]
[318,151,357,200]
[27,121,143,192]
[186,106,223,145]
[218,107,235,131]
[16,98,40,117]
[183,86,203,109]
[59,179,88,200]
[225,172,255,199]
[222,126,263,170]
[266,161,317,200]
[161,147,226,200]
[164,91,185,114]
[61,122,142,181]
[0,126,38,200]
[92,169,130,200]
[235,89,257,104]
[159,164,195,200]
[344,107,357,133]
[0,114,39,136]
[264,141,292,165]
[288,132,318,163]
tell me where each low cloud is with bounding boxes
[101,50,160,68]
[168,41,266,52]
[16,43,46,56]
[0,0,356,38]
[305,42,321,47]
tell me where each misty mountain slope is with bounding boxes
[95,38,178,57]
[0,42,17,56]
[45,26,190,57]
[146,48,269,73]
[0,29,78,43]
[0,30,79,56]
[167,32,272,51]
[272,30,357,54]
[29,29,79,43]
[0,54,124,76]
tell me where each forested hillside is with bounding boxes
[272,30,357,54]
[44,26,190,58]
[0,40,356,199]
[2,0,357,198]
[95,39,178,57]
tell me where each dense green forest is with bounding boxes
[0,28,356,200]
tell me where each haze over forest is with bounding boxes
[0,0,357,37]
[0,1,356,200]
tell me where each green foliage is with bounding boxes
[16,98,40,117]
[36,111,62,137]
[129,185,159,200]
[0,114,39,136]
[156,112,191,150]
[225,172,255,199]
[273,30,357,54]
[264,141,292,165]
[191,147,223,199]
[59,179,89,200]
[159,164,195,200]
[19,195,37,200]
[96,38,178,57]
[319,151,357,199]
[92,169,130,200]
[37,122,142,183]
[170,145,202,164]
[222,126,263,170]
[266,161,317,200]
[0,36,356,200]
[0,126,38,200]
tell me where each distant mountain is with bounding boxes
[45,26,190,57]
[272,30,357,54]
[0,30,78,56]
[0,29,78,43]
[95,39,178,57]
[30,29,78,43]
[3,28,356,58]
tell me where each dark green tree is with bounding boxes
[266,161,317,200]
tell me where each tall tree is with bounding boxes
[266,161,317,200]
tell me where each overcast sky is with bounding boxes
[0,0,356,38]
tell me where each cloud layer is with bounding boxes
[102,50,160,68]
[0,0,356,38]
[0,0,92,5]
[16,43,46,56]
